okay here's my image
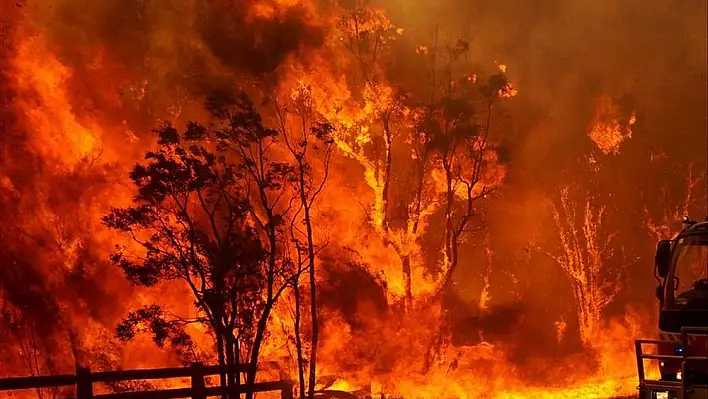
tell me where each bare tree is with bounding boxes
[548,187,620,342]
[419,40,511,297]
[0,301,61,399]
[273,85,334,399]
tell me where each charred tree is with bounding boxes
[274,85,334,399]
[419,40,513,371]
[104,93,296,399]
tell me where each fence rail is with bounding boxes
[0,362,294,399]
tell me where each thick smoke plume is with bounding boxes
[385,0,707,311]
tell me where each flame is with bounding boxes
[588,95,636,155]
[2,1,694,398]
[548,186,625,343]
[13,36,101,165]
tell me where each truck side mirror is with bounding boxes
[655,240,672,278]
[655,284,664,304]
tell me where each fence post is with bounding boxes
[190,362,206,399]
[280,381,294,399]
[76,367,93,399]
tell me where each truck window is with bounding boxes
[672,236,708,294]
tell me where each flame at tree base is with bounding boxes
[291,297,650,399]
[313,329,642,399]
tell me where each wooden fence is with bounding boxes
[0,362,294,399]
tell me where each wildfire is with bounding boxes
[588,94,636,156]
[13,36,101,165]
[1,1,702,399]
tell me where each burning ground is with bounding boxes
[0,0,706,398]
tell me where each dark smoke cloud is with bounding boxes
[199,2,325,76]
[27,0,325,117]
[383,0,706,187]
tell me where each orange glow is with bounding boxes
[588,95,636,155]
[2,1,701,399]
[13,37,101,165]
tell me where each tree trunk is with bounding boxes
[243,194,279,399]
[294,276,307,399]
[400,152,428,311]
[422,313,446,374]
[441,159,456,293]
[295,160,320,399]
[381,115,393,230]
[401,254,413,310]
[423,159,458,372]
[245,301,275,399]
[216,329,227,399]
[304,207,319,399]
[234,336,241,394]
[225,333,236,398]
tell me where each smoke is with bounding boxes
[381,0,706,181]
[1,0,329,376]
[378,0,707,322]
[22,0,325,114]
[1,0,705,393]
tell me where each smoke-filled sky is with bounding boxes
[386,0,706,171]
[375,0,708,338]
[383,0,707,269]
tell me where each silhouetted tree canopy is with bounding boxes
[103,91,335,397]
[103,93,297,394]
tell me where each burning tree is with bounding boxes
[644,163,702,242]
[337,1,418,306]
[1,301,61,399]
[335,2,513,308]
[418,41,512,370]
[588,94,637,156]
[548,186,621,343]
[272,85,335,399]
[103,93,304,398]
[430,50,511,296]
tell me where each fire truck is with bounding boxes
[635,217,708,398]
